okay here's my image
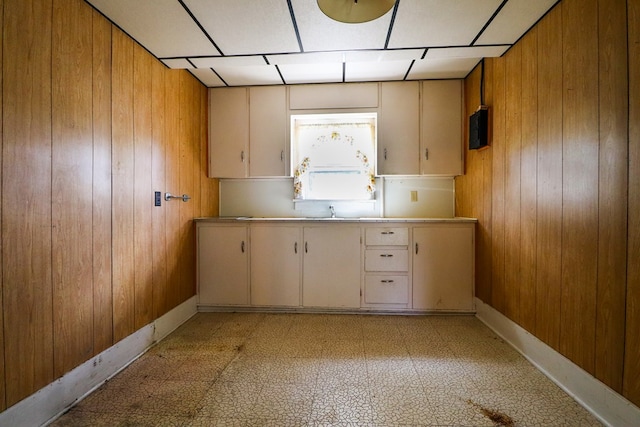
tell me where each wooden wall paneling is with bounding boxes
[535,6,563,351]
[624,0,640,407]
[133,44,154,329]
[490,56,507,314]
[595,0,628,393]
[178,72,197,302]
[111,28,136,342]
[503,43,522,324]
[479,59,494,305]
[165,70,182,312]
[91,8,113,355]
[560,0,599,374]
[0,0,5,411]
[2,0,54,406]
[51,0,94,377]
[519,28,539,332]
[151,59,168,319]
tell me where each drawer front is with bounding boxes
[365,275,409,304]
[365,249,408,272]
[365,227,409,246]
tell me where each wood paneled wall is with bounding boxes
[456,0,639,406]
[0,0,218,410]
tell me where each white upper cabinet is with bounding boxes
[249,86,288,177]
[209,87,249,178]
[420,80,463,175]
[289,82,378,110]
[378,81,421,175]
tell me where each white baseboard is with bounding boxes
[0,296,197,427]
[475,297,640,427]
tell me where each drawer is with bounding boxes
[364,275,409,304]
[365,249,408,272]
[365,227,408,246]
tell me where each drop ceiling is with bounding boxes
[85,0,560,87]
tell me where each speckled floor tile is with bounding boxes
[53,312,603,427]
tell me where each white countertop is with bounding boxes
[194,217,477,223]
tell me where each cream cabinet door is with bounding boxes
[378,81,420,175]
[420,80,463,175]
[249,86,287,177]
[302,226,361,308]
[209,87,249,178]
[198,225,249,305]
[412,224,474,311]
[250,225,302,306]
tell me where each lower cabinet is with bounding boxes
[412,224,474,311]
[250,225,302,307]
[302,226,361,308]
[197,225,249,305]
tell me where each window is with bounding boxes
[291,113,377,200]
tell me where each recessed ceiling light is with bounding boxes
[317,0,396,24]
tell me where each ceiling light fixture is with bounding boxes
[317,0,396,24]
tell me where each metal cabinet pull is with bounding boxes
[381,279,395,283]
[384,147,388,160]
[294,241,298,254]
[305,242,308,253]
[380,254,394,257]
[241,150,245,162]
[241,241,245,253]
[425,148,429,160]
[381,231,395,235]
[281,150,284,161]
[415,243,419,254]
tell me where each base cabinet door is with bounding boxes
[302,226,361,308]
[412,225,474,311]
[198,225,249,305]
[250,225,302,307]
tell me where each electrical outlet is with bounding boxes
[154,191,162,207]
[410,190,418,202]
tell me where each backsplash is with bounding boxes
[218,176,455,218]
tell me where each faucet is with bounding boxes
[329,205,336,218]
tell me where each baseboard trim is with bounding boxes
[475,297,640,427]
[0,296,197,427]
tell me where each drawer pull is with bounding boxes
[381,231,395,235]
[380,254,394,258]
[294,242,298,254]
[381,279,395,283]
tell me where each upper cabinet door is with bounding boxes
[420,80,463,175]
[249,86,287,177]
[289,83,378,110]
[209,87,249,178]
[378,81,420,175]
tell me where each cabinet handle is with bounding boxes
[281,150,284,162]
[415,243,419,254]
[241,241,245,253]
[425,148,429,160]
[384,147,387,160]
[380,254,394,257]
[305,241,308,253]
[381,279,395,283]
[241,150,245,162]
[294,241,298,254]
[381,231,395,235]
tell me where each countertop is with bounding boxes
[194,217,477,223]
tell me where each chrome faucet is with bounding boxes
[329,205,336,218]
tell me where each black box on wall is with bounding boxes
[469,106,489,150]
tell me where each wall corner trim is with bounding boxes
[0,297,198,427]
[475,298,640,427]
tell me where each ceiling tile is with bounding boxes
[189,69,226,87]
[426,45,509,59]
[290,0,393,52]
[85,0,219,58]
[387,0,503,48]
[191,56,267,68]
[267,52,345,65]
[278,62,343,84]
[408,57,481,80]
[475,0,559,45]
[162,58,193,69]
[345,60,413,82]
[183,0,300,55]
[345,49,425,62]
[216,65,283,86]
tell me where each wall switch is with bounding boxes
[410,190,418,202]
[154,191,162,207]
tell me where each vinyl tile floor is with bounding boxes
[52,312,602,426]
